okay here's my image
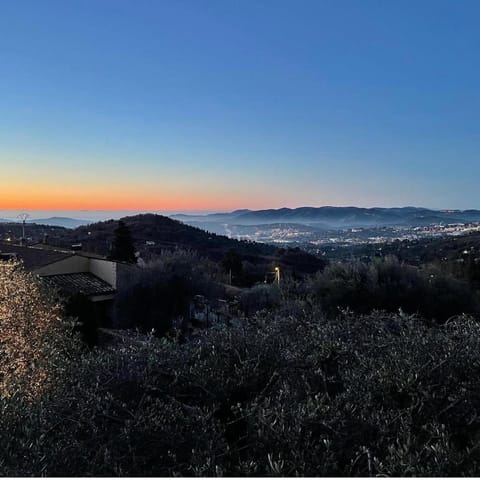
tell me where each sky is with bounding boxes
[1,0,479,212]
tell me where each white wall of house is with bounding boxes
[89,258,117,287]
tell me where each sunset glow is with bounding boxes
[2,0,480,212]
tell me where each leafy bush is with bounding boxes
[239,283,281,315]
[0,262,77,399]
[309,256,480,322]
[4,259,480,475]
[113,250,224,334]
[4,294,480,475]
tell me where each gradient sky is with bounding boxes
[1,0,479,211]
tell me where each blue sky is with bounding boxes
[1,0,479,210]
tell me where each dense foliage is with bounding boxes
[0,263,76,399]
[3,258,480,476]
[308,256,480,322]
[113,250,224,335]
[109,220,136,263]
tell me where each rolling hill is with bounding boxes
[50,214,326,275]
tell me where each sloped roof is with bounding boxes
[42,272,115,297]
[0,242,72,270]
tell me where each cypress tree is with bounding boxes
[110,220,136,263]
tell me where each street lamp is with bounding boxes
[274,266,280,285]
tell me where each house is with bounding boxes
[0,242,136,325]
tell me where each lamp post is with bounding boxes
[274,266,280,285]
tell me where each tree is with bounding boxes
[0,262,75,399]
[110,220,136,263]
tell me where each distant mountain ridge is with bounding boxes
[0,217,91,229]
[172,206,480,228]
[30,217,92,228]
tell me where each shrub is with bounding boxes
[113,250,224,334]
[4,259,480,476]
[309,256,480,322]
[239,283,281,315]
[4,307,480,475]
[0,262,76,399]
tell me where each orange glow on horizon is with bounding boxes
[0,184,273,212]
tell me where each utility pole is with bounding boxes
[17,213,29,244]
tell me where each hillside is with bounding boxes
[383,231,480,265]
[323,230,480,266]
[50,214,325,275]
[0,222,67,243]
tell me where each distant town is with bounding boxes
[222,221,480,249]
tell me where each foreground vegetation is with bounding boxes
[2,257,480,476]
